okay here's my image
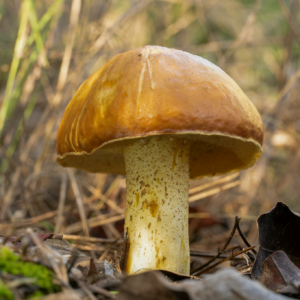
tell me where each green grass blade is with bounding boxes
[7,50,38,117]
[0,0,29,137]
[27,0,49,66]
[0,94,37,173]
[4,0,64,123]
[0,1,6,22]
[26,0,64,47]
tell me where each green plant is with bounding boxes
[0,247,60,295]
[0,279,14,300]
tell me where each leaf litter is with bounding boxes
[1,202,300,299]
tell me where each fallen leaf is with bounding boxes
[118,269,289,300]
[259,250,300,296]
[252,202,300,280]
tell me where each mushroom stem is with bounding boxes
[124,136,191,274]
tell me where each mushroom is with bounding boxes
[56,46,263,275]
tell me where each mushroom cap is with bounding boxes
[56,46,263,179]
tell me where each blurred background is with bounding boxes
[0,0,299,259]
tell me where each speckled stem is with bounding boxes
[124,136,191,275]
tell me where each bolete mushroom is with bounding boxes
[56,46,263,275]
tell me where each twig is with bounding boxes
[67,169,89,236]
[0,168,22,220]
[64,214,125,234]
[0,145,17,172]
[60,234,123,244]
[55,171,67,233]
[189,173,239,195]
[191,216,241,275]
[27,228,69,286]
[76,280,98,300]
[52,0,81,106]
[66,249,79,273]
[190,249,245,263]
[189,180,241,202]
[99,243,116,261]
[71,244,106,252]
[84,179,125,214]
[120,229,129,272]
[0,210,119,232]
[89,0,151,56]
[277,0,300,45]
[236,221,257,255]
[190,250,237,259]
[193,246,255,277]
[219,245,242,254]
[218,0,261,67]
[88,284,117,299]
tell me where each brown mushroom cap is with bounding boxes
[56,46,263,178]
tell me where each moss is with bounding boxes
[0,279,14,300]
[0,247,60,295]
[29,290,47,299]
